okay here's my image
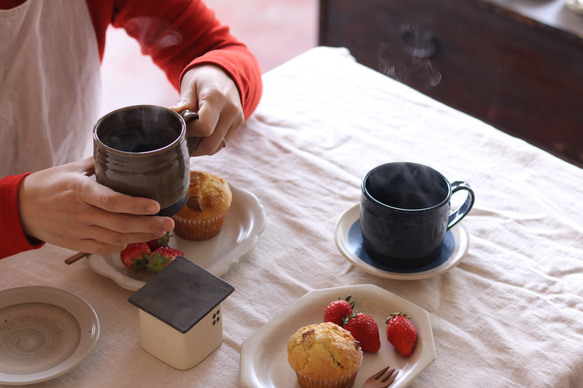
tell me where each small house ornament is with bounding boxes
[128,256,235,370]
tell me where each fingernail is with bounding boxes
[172,99,188,109]
[147,203,160,214]
[165,218,175,231]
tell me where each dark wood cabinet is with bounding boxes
[319,0,583,167]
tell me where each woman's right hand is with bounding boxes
[18,157,174,256]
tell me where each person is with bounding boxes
[0,0,263,259]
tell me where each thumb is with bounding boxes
[172,69,199,112]
[171,81,198,113]
[171,97,192,113]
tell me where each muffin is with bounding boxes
[287,322,363,388]
[172,171,232,240]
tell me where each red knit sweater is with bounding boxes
[0,0,263,258]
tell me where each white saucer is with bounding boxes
[0,286,100,385]
[335,204,469,280]
[240,284,436,388]
[89,185,267,291]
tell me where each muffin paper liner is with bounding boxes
[294,354,362,388]
[173,213,226,241]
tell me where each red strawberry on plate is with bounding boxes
[385,312,417,357]
[343,313,381,352]
[120,242,151,273]
[324,295,354,327]
[146,231,171,251]
[144,247,184,273]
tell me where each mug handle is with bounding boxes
[447,181,475,230]
[180,110,201,156]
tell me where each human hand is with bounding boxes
[18,157,174,256]
[171,64,244,156]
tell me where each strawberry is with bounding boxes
[324,295,355,326]
[385,312,417,357]
[143,247,184,273]
[146,232,171,251]
[120,242,151,273]
[343,313,381,352]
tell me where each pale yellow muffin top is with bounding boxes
[174,171,232,220]
[287,322,362,380]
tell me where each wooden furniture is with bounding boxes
[319,0,583,167]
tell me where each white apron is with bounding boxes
[0,0,101,176]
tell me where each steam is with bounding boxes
[366,163,447,210]
[377,24,441,91]
[96,106,180,153]
[125,17,183,56]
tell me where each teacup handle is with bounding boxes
[179,110,200,156]
[447,181,475,230]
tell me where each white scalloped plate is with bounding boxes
[89,185,266,290]
[0,286,100,385]
[240,284,436,388]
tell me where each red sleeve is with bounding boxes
[85,0,262,119]
[0,174,44,259]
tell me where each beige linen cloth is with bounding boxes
[1,47,582,387]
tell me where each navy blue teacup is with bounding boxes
[360,162,474,268]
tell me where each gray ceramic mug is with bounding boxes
[93,105,200,217]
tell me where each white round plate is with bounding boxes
[335,204,469,280]
[89,185,266,291]
[240,284,436,388]
[0,286,100,385]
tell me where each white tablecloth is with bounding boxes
[3,47,583,387]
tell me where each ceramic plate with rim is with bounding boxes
[0,286,100,385]
[240,284,436,388]
[335,204,469,280]
[89,185,266,291]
